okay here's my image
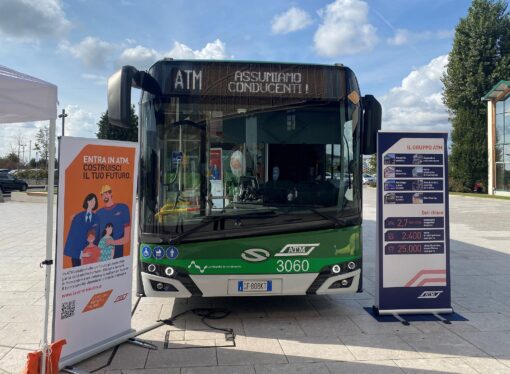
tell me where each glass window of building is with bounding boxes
[495,93,510,191]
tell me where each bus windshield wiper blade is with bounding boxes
[308,208,346,227]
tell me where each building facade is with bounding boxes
[483,80,510,196]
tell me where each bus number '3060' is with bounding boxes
[276,259,310,273]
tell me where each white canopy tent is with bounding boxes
[0,65,57,374]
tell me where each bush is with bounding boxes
[15,169,48,180]
[448,176,471,192]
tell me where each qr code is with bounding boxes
[61,300,76,320]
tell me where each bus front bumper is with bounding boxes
[140,269,361,298]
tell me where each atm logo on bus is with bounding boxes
[275,243,319,257]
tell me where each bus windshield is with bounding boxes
[140,93,360,242]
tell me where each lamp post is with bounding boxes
[58,109,68,137]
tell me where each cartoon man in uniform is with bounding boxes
[96,185,131,259]
[64,193,99,267]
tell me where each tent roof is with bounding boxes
[0,65,58,124]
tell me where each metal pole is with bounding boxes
[58,109,68,137]
[41,118,56,374]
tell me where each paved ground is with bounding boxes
[1,187,510,373]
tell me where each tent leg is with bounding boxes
[41,118,56,374]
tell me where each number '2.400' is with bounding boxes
[276,259,310,273]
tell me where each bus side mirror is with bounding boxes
[361,94,382,155]
[108,66,138,128]
[107,66,161,128]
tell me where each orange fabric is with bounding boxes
[81,245,101,264]
[20,339,66,374]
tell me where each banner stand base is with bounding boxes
[391,313,410,326]
[127,337,158,350]
[373,306,454,325]
[433,313,452,324]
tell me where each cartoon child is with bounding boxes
[80,229,101,265]
[99,223,115,262]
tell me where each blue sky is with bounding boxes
[0,0,473,159]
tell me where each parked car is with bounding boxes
[362,173,376,184]
[0,172,28,193]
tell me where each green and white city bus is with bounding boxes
[108,60,380,297]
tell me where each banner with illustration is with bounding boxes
[53,137,138,363]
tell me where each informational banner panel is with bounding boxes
[375,132,452,315]
[53,137,139,363]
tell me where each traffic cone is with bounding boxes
[20,339,66,374]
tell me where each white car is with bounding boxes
[362,173,375,184]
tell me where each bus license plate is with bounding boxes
[238,280,272,292]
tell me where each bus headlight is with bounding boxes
[147,264,157,273]
[331,264,341,274]
[165,266,175,277]
[347,261,356,270]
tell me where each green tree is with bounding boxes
[442,0,510,191]
[96,106,138,142]
[34,126,49,169]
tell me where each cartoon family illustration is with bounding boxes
[64,185,131,267]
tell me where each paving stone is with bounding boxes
[459,312,510,332]
[295,315,363,337]
[217,337,287,366]
[398,331,487,359]
[348,315,421,335]
[0,343,38,374]
[255,362,331,374]
[326,360,405,374]
[0,346,12,361]
[0,323,45,346]
[394,357,477,373]
[0,281,39,292]
[106,369,179,374]
[310,298,367,317]
[461,356,510,374]
[456,331,510,357]
[242,317,305,339]
[262,297,319,318]
[453,297,510,313]
[340,334,422,361]
[105,342,149,370]
[0,292,45,306]
[145,343,217,368]
[182,365,255,374]
[278,336,355,362]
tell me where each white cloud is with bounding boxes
[59,37,113,69]
[0,0,70,41]
[314,0,377,57]
[380,55,449,132]
[166,39,230,60]
[119,45,162,69]
[0,122,47,160]
[0,106,98,157]
[387,29,453,46]
[64,105,97,138]
[272,7,313,34]
[81,74,107,86]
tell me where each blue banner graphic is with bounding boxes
[375,132,452,315]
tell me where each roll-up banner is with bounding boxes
[374,132,452,315]
[53,137,139,366]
